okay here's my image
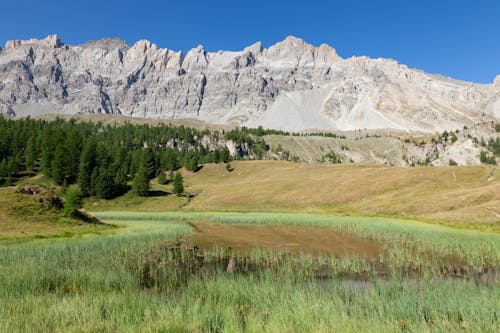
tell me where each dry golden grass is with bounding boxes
[82,161,499,231]
[181,161,499,230]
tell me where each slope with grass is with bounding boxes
[0,187,110,241]
[85,161,499,231]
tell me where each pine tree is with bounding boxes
[220,148,230,163]
[51,145,66,184]
[24,137,36,174]
[64,129,83,182]
[94,166,116,199]
[0,159,7,178]
[173,172,184,196]
[132,167,150,196]
[113,165,129,195]
[90,167,99,197]
[158,171,168,185]
[184,155,198,172]
[140,148,157,179]
[78,141,97,197]
[164,149,179,171]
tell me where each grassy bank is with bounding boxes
[0,187,109,241]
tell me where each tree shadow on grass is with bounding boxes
[193,165,204,173]
[147,190,170,197]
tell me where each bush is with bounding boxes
[225,163,234,172]
[479,151,496,165]
[450,133,458,143]
[63,188,83,217]
[448,159,458,166]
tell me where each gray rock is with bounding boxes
[0,34,498,132]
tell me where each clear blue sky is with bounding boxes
[1,0,499,83]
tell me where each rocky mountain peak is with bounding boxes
[243,41,263,54]
[494,75,500,88]
[0,34,498,131]
[182,45,208,72]
[5,34,62,49]
[81,37,129,51]
[265,36,314,64]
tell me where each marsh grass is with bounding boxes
[96,211,500,268]
[1,213,499,332]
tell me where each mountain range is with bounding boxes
[1,34,499,132]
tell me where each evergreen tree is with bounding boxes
[64,129,83,182]
[113,165,129,195]
[78,141,97,197]
[140,148,157,179]
[94,166,116,199]
[90,167,99,197]
[220,148,230,163]
[0,159,7,179]
[5,175,12,187]
[213,149,221,163]
[51,145,66,184]
[132,167,150,196]
[173,172,184,196]
[24,137,36,174]
[158,171,168,185]
[164,149,179,171]
[184,155,198,172]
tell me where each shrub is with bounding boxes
[63,188,83,217]
[479,151,496,165]
[448,159,458,166]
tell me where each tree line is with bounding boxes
[0,116,268,197]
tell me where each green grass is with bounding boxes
[1,211,499,332]
[0,187,110,241]
[95,211,500,268]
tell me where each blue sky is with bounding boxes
[1,0,499,83]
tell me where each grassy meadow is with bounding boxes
[1,161,499,332]
[86,161,500,231]
[1,210,499,332]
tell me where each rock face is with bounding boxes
[0,34,498,132]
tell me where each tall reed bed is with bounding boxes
[0,212,498,332]
[96,211,500,269]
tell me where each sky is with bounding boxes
[1,0,499,83]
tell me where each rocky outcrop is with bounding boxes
[0,34,498,132]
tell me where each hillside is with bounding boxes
[86,161,500,231]
[0,186,108,240]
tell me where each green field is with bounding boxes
[1,210,499,332]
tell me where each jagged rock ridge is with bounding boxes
[0,34,499,132]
